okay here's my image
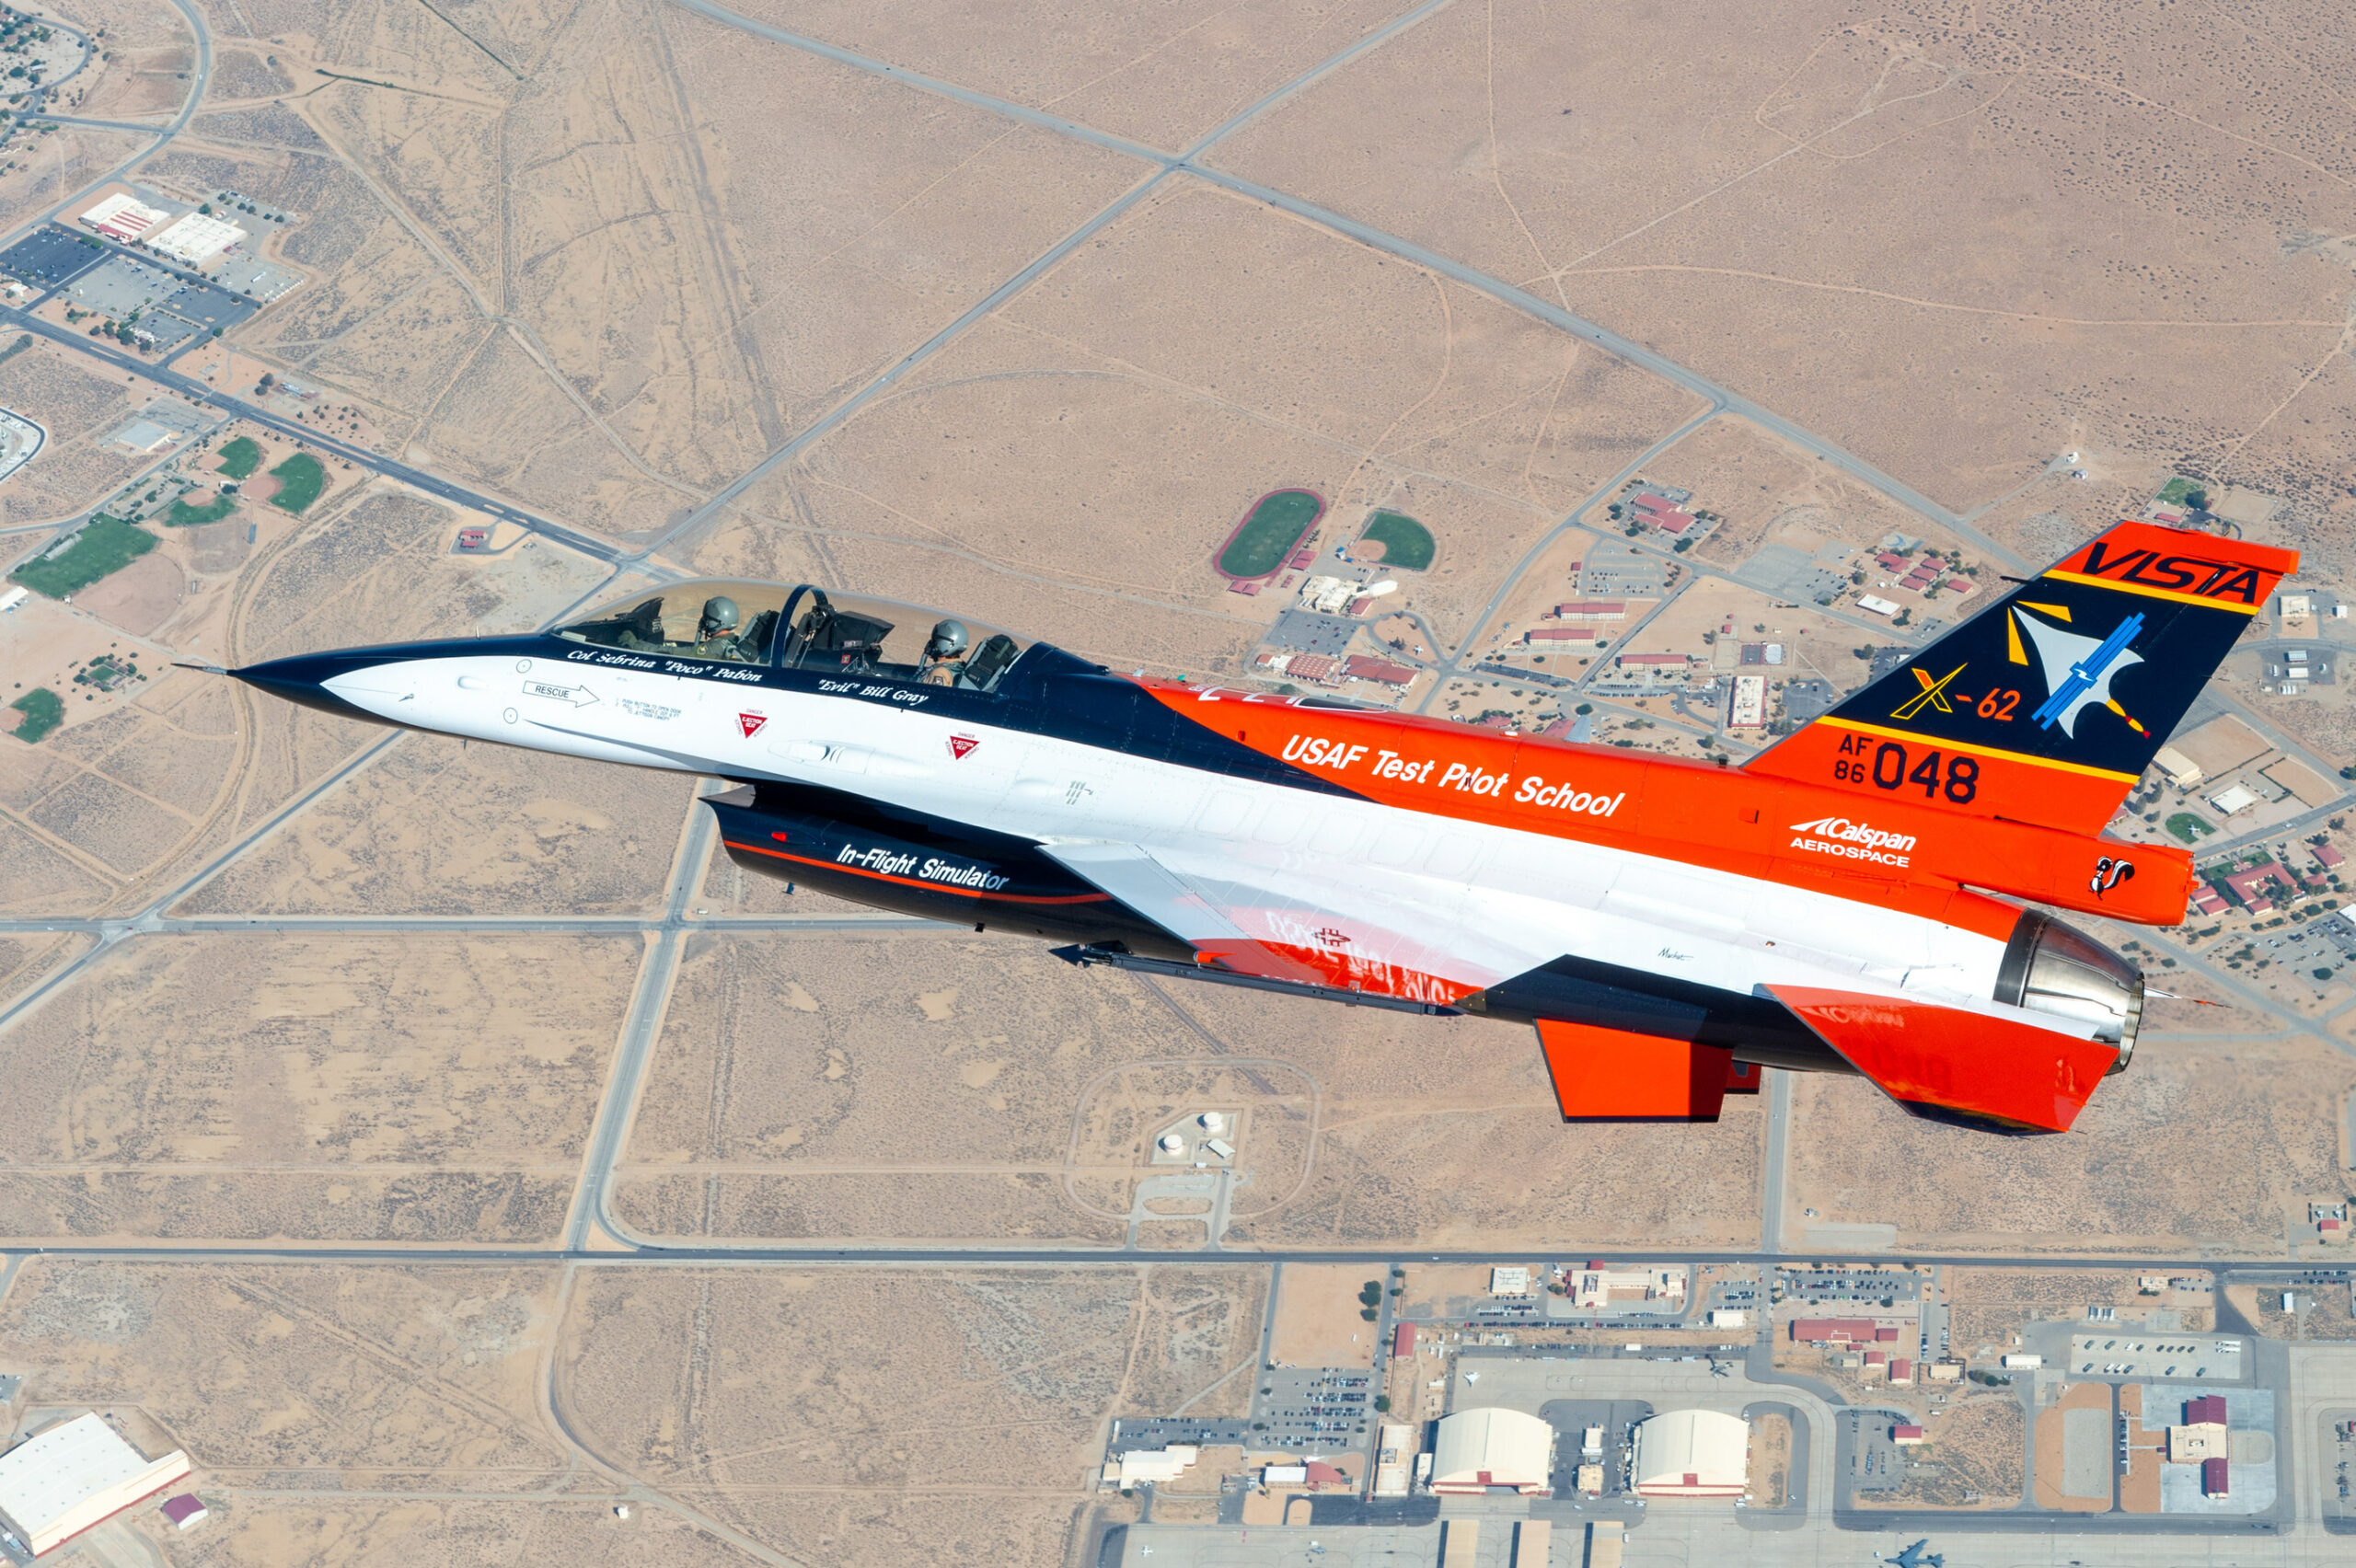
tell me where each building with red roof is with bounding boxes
[2203,1457,2229,1496]
[1285,654,1342,686]
[1344,655,1416,687]
[1790,1318,1878,1344]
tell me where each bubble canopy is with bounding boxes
[554,581,1038,692]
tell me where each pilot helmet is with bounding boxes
[927,619,969,660]
[699,596,740,639]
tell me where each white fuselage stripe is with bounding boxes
[324,654,2081,1039]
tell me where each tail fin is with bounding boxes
[1747,520,2296,835]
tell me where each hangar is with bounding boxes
[0,1412,191,1556]
[1631,1409,1748,1498]
[1429,1406,1554,1494]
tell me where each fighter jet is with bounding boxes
[1884,1541,1943,1568]
[229,518,2292,1133]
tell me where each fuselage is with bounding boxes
[234,580,2156,1108]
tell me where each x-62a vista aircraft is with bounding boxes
[230,519,2292,1134]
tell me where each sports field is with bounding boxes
[213,435,262,478]
[1216,488,1323,579]
[165,490,237,526]
[8,514,156,598]
[7,686,61,742]
[268,452,327,513]
[1357,510,1433,571]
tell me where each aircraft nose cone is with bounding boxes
[231,651,400,726]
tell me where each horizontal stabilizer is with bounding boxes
[1536,1019,1733,1123]
[1765,986,2117,1133]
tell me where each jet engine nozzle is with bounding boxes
[1994,910,2144,1075]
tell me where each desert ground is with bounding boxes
[0,1,2352,1564]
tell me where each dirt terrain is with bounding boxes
[0,3,2351,1564]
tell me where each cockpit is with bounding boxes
[554,581,1038,694]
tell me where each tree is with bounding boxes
[1374,1395,1392,1413]
[257,372,275,389]
[2185,487,2211,512]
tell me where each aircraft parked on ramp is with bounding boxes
[226,519,2293,1134]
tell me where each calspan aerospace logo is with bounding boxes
[1790,815,1918,867]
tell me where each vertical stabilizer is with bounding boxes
[1745,521,2295,834]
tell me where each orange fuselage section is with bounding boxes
[1148,684,2190,935]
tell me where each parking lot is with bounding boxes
[2067,1332,2244,1380]
[1253,1366,1373,1448]
[0,225,105,289]
[1778,1265,1923,1309]
[1844,1407,1911,1493]
[60,253,183,317]
[161,276,258,330]
[1105,1415,1251,1456]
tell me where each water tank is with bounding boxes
[1158,1132,1186,1155]
[1198,1112,1225,1134]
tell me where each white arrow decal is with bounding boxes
[522,680,599,707]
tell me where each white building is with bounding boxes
[1107,1446,1195,1487]
[1728,674,1766,729]
[0,1412,191,1557]
[2153,744,2204,790]
[1373,1424,1414,1497]
[1491,1266,1531,1296]
[2208,784,2258,817]
[1430,1407,1554,1495]
[1630,1409,1748,1498]
[76,192,170,243]
[1570,1265,1686,1310]
[149,213,248,267]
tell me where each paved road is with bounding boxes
[1411,408,1716,707]
[635,0,1461,567]
[1,1242,2324,1273]
[669,0,2021,572]
[24,113,175,134]
[0,307,627,563]
[566,797,717,1249]
[1760,1068,1794,1253]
